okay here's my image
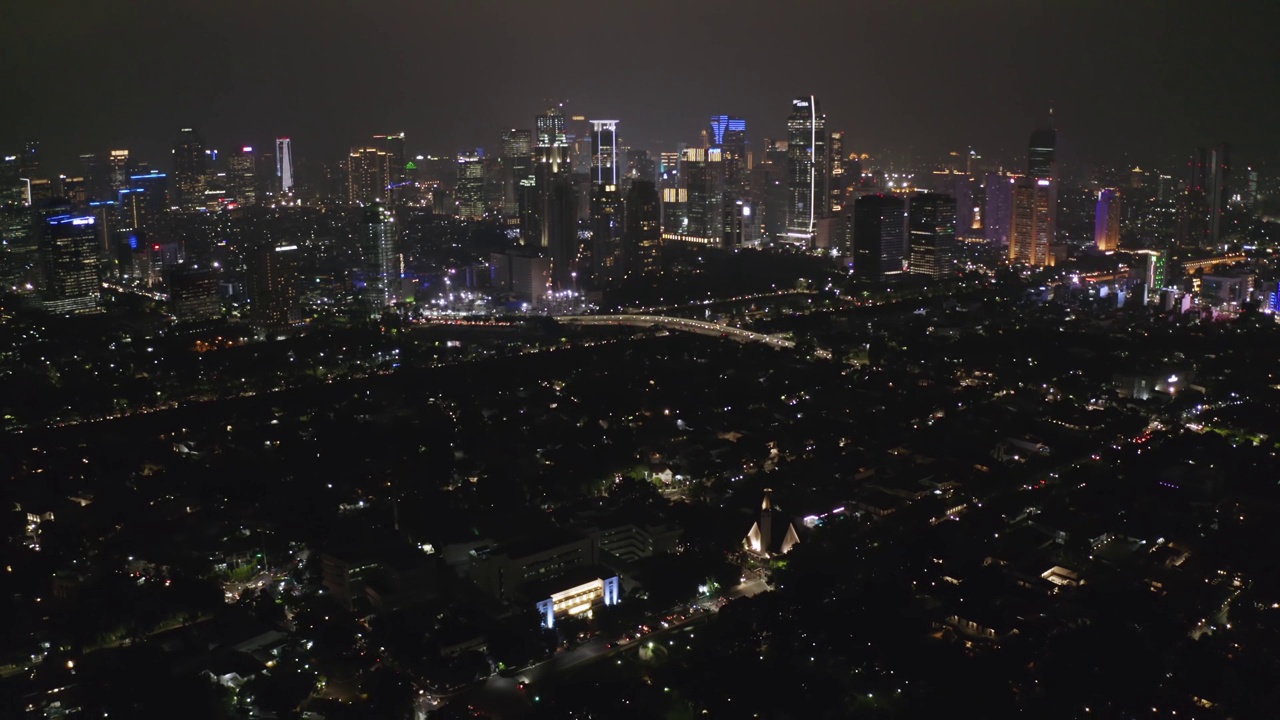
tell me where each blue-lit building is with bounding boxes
[41,214,101,314]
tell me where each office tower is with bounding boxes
[276,138,294,194]
[624,179,661,276]
[709,115,748,196]
[723,199,756,249]
[18,140,40,189]
[246,234,300,329]
[169,266,221,321]
[1028,125,1056,178]
[750,140,790,244]
[532,145,577,291]
[908,194,957,278]
[1026,120,1057,247]
[41,213,101,313]
[1008,177,1053,265]
[590,182,622,284]
[456,150,485,219]
[829,131,845,213]
[347,146,386,205]
[784,96,828,244]
[1094,188,1121,251]
[590,120,619,187]
[27,179,53,207]
[1,155,23,206]
[501,129,533,218]
[57,176,87,206]
[0,206,40,289]
[853,194,906,280]
[373,133,407,203]
[108,150,132,193]
[536,105,567,147]
[359,203,400,311]
[79,153,109,203]
[172,128,207,211]
[983,173,1015,246]
[228,147,258,205]
[676,148,724,245]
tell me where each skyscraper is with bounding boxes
[228,147,258,205]
[624,179,661,277]
[1094,188,1121,252]
[590,182,622,284]
[456,150,485,219]
[853,194,905,280]
[347,146,387,205]
[169,266,222,322]
[590,121,619,187]
[1008,178,1053,266]
[1026,120,1057,247]
[108,150,132,193]
[829,131,845,214]
[245,231,300,329]
[709,115,748,197]
[908,194,957,278]
[536,106,567,148]
[983,173,1015,247]
[680,148,724,245]
[276,138,294,194]
[1176,144,1229,248]
[784,97,828,245]
[373,133,407,204]
[501,129,533,218]
[172,128,207,211]
[359,203,400,312]
[41,213,101,314]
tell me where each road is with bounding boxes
[556,314,833,360]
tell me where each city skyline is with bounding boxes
[3,1,1278,172]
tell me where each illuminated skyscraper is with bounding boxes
[680,148,724,245]
[501,129,533,218]
[276,138,294,194]
[108,150,132,193]
[456,150,485,219]
[908,194,957,278]
[373,133,407,203]
[228,147,258,205]
[41,213,101,313]
[624,179,661,276]
[983,173,1015,246]
[709,115,748,196]
[246,232,300,329]
[172,128,207,211]
[829,131,845,213]
[853,194,905,280]
[347,146,386,205]
[1026,120,1057,246]
[590,121,619,187]
[1094,188,1121,252]
[536,105,567,147]
[1176,144,1229,248]
[784,97,828,244]
[1008,177,1053,266]
[359,202,401,312]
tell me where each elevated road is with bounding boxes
[556,314,832,359]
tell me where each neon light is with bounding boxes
[242,146,253,153]
[131,173,167,179]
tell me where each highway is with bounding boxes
[557,314,833,360]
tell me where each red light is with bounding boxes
[152,244,160,250]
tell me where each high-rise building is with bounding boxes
[456,150,486,219]
[1008,177,1053,266]
[373,133,407,204]
[984,173,1016,246]
[590,121,619,187]
[1177,144,1229,248]
[709,115,748,196]
[1,155,24,206]
[532,145,577,291]
[41,213,101,313]
[1027,125,1056,179]
[536,106,567,148]
[172,128,207,211]
[228,147,258,205]
[245,233,300,329]
[347,146,387,205]
[908,194,957,278]
[624,179,661,277]
[108,150,132,193]
[501,129,533,218]
[674,148,724,246]
[624,149,655,186]
[19,140,40,180]
[852,194,906,280]
[1094,188,1121,252]
[829,131,845,214]
[590,182,622,284]
[276,138,294,194]
[359,203,401,312]
[784,97,828,244]
[169,266,222,321]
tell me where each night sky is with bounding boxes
[4,0,1278,174]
